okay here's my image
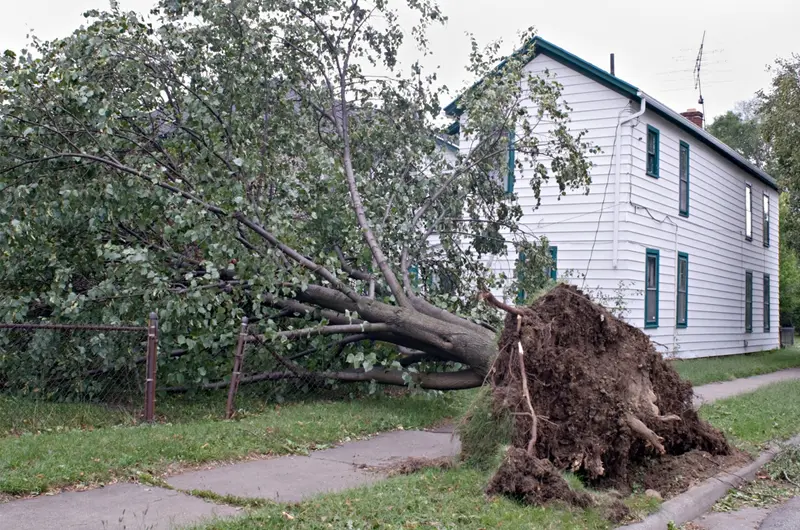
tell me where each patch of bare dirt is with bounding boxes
[484,284,732,507]
[370,456,455,476]
[633,448,751,498]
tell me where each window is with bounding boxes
[408,264,420,291]
[745,271,753,333]
[645,248,660,328]
[676,252,688,328]
[506,130,516,193]
[548,246,558,281]
[763,194,770,247]
[646,126,660,177]
[764,274,771,332]
[745,184,753,241]
[679,142,690,217]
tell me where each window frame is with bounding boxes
[764,273,771,332]
[745,184,753,241]
[679,141,690,217]
[645,248,660,328]
[676,252,688,328]
[763,193,770,248]
[646,126,660,178]
[745,270,753,333]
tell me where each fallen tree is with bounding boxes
[0,0,592,391]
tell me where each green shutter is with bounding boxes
[645,248,660,328]
[646,126,660,178]
[549,246,558,281]
[408,264,419,291]
[764,274,771,332]
[745,271,753,333]
[506,130,516,194]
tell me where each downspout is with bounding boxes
[613,92,647,268]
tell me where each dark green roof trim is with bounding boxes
[444,37,638,117]
[645,98,777,190]
[444,36,778,191]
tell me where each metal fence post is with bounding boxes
[226,317,249,419]
[144,312,158,423]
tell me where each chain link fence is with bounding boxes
[0,316,158,435]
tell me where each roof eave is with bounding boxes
[444,36,778,190]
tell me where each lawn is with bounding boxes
[673,346,800,386]
[0,392,470,495]
[190,379,800,530]
[699,379,800,450]
[191,466,652,530]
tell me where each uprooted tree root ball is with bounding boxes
[481,284,730,507]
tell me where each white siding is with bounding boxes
[626,112,780,357]
[455,53,780,359]
[458,54,638,302]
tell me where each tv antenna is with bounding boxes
[693,31,706,124]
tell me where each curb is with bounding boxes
[617,434,800,530]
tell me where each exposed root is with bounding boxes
[625,413,666,454]
[478,284,730,507]
[516,316,538,456]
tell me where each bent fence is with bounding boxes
[0,314,158,434]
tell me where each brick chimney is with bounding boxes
[681,108,704,128]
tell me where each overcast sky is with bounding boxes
[2,0,797,120]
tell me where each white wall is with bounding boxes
[624,110,780,357]
[458,54,638,303]
[455,53,780,358]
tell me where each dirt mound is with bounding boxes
[487,447,593,507]
[485,284,730,505]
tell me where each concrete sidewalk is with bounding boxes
[2,368,799,530]
[692,368,800,407]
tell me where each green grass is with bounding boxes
[0,392,470,495]
[700,379,800,449]
[192,467,615,530]
[673,347,800,386]
[0,391,305,436]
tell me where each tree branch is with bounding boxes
[234,212,362,302]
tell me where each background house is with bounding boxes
[447,37,780,359]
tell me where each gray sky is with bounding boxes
[2,0,797,120]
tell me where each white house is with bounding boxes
[445,37,780,359]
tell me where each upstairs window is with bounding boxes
[679,142,690,217]
[646,126,660,177]
[745,184,753,241]
[676,252,688,328]
[763,194,770,247]
[745,270,753,333]
[645,249,660,328]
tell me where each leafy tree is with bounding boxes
[0,1,594,392]
[762,56,800,193]
[707,102,768,169]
